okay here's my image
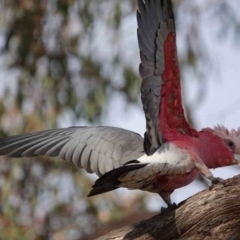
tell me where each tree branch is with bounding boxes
[97,174,240,240]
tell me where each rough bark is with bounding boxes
[97,174,240,240]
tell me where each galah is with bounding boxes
[0,0,239,207]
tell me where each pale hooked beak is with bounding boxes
[233,153,240,164]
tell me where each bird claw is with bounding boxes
[161,202,177,213]
[209,177,226,190]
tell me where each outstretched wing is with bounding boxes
[138,0,197,155]
[0,126,144,176]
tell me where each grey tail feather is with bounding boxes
[88,163,148,197]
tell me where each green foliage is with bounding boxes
[0,0,138,128]
[123,67,140,102]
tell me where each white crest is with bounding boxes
[213,124,240,152]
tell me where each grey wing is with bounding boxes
[137,0,175,155]
[0,126,144,176]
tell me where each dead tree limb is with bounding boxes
[97,174,240,240]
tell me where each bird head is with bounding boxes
[213,125,240,163]
[199,125,240,168]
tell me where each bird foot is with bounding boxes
[161,202,177,213]
[209,177,226,190]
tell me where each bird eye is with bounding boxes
[225,140,235,150]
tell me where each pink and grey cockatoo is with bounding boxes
[0,0,240,207]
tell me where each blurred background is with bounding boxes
[0,0,239,239]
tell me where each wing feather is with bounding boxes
[72,142,86,168]
[0,127,144,176]
[98,153,108,175]
[137,0,177,155]
[138,0,198,155]
[89,151,100,176]
[45,138,72,157]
